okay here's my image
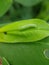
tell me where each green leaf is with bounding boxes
[0,0,12,17]
[0,19,49,43]
[15,0,42,7]
[0,38,49,65]
[37,0,49,21]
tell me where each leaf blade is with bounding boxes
[0,0,12,17]
[0,19,49,43]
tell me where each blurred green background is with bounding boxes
[0,0,49,24]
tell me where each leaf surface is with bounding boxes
[0,19,49,43]
[0,0,12,17]
[0,38,49,65]
[15,0,42,7]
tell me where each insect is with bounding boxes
[0,19,49,43]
